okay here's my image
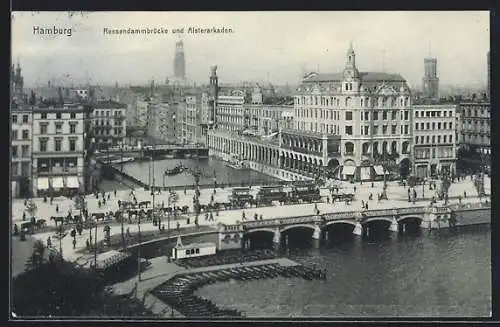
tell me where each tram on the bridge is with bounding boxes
[256,185,287,204]
[228,187,254,207]
[290,181,321,203]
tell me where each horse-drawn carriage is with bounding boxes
[228,187,254,208]
[255,186,288,206]
[290,181,321,203]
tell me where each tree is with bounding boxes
[25,200,37,221]
[74,194,87,221]
[24,240,46,272]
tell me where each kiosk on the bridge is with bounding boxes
[171,236,217,260]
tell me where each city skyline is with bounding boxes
[12,11,489,88]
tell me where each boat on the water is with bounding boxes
[164,164,186,176]
[225,154,247,170]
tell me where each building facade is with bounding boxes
[422,58,439,101]
[147,101,179,143]
[412,104,457,178]
[182,95,203,145]
[11,106,33,197]
[31,105,85,197]
[92,101,127,149]
[292,44,413,180]
[457,101,490,155]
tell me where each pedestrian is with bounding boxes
[24,199,27,206]
[56,204,59,213]
[361,200,364,208]
[464,191,467,198]
[369,193,373,201]
[458,195,462,204]
[98,200,101,208]
[371,182,374,188]
[73,238,77,249]
[326,196,330,204]
[47,236,52,247]
[126,227,130,238]
[354,186,357,193]
[107,194,111,201]
[102,191,105,199]
[22,212,26,221]
[114,189,117,197]
[50,197,53,205]
[86,239,90,250]
[14,224,18,236]
[176,222,180,232]
[118,200,121,208]
[254,213,258,221]
[365,203,368,210]
[103,198,106,206]
[260,214,263,220]
[316,209,320,215]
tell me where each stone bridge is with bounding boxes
[217,204,463,250]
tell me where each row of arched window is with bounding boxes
[294,95,410,108]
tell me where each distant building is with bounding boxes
[11,106,32,198]
[31,104,86,197]
[92,101,127,149]
[422,58,439,101]
[182,94,203,145]
[174,40,186,80]
[147,101,179,143]
[11,62,26,105]
[411,104,457,178]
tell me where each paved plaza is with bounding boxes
[12,176,489,264]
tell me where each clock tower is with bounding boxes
[342,42,360,94]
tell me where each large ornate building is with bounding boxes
[292,43,413,181]
[207,44,414,182]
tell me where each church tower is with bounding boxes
[208,65,218,127]
[342,42,360,94]
[173,40,186,80]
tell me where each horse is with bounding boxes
[35,219,47,230]
[50,216,64,226]
[92,213,106,222]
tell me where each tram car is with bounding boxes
[228,187,254,208]
[290,181,321,203]
[171,237,217,260]
[256,186,288,204]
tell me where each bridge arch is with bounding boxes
[323,220,358,228]
[397,215,423,223]
[363,217,394,224]
[280,224,317,233]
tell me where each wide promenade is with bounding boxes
[12,175,489,265]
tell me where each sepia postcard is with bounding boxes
[10,11,491,320]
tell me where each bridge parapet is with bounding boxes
[322,211,357,221]
[397,207,426,215]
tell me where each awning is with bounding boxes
[52,177,64,188]
[37,177,50,190]
[374,165,385,175]
[66,176,79,188]
[342,166,356,175]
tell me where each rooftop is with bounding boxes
[93,100,127,109]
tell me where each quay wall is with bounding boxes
[454,207,491,226]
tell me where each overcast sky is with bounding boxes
[12,11,490,88]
